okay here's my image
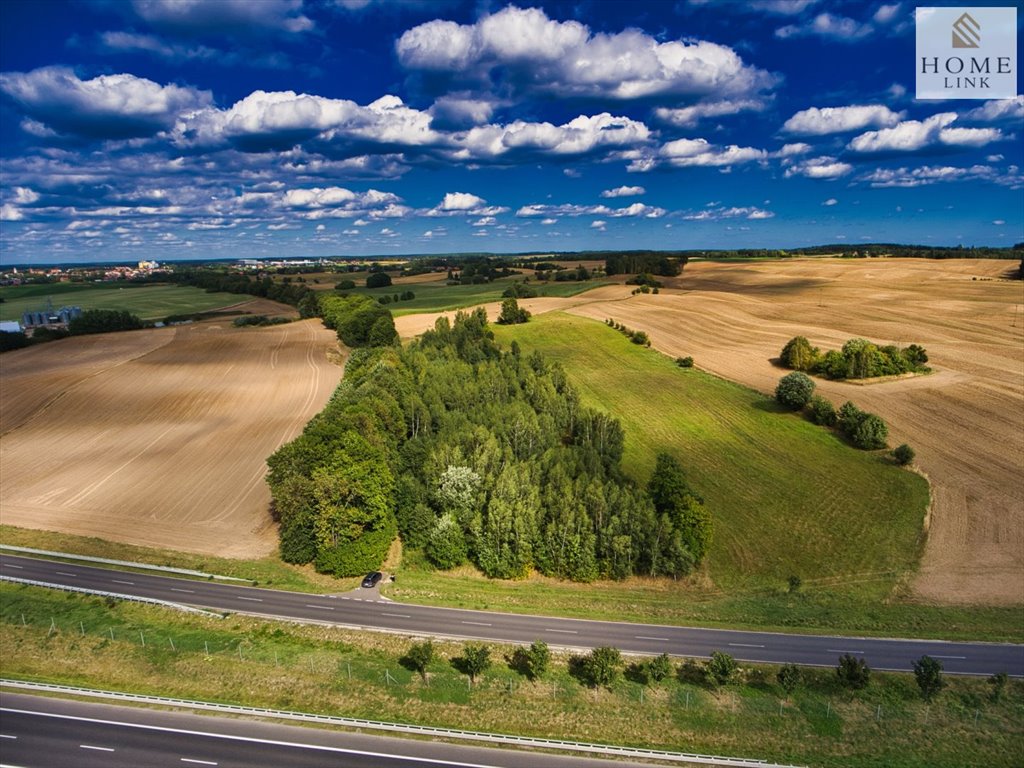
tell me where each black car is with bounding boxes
[361,571,383,588]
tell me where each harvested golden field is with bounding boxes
[0,318,343,558]
[555,258,1023,606]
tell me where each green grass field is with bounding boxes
[3,583,1020,768]
[0,283,248,322]
[349,276,611,316]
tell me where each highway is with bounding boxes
[0,693,673,768]
[1,553,1021,676]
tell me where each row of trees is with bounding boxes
[605,252,685,277]
[780,335,929,380]
[170,268,319,316]
[775,372,889,450]
[268,308,711,580]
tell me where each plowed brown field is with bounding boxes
[0,318,343,558]
[553,258,1022,605]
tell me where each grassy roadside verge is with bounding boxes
[2,583,1020,768]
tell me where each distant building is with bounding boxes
[0,321,22,334]
[21,304,82,328]
[138,260,160,270]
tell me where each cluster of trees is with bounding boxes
[170,268,318,316]
[377,291,415,305]
[268,308,710,581]
[775,372,891,451]
[604,252,686,276]
[541,264,599,282]
[605,318,650,347]
[780,336,929,380]
[231,315,291,327]
[625,273,662,287]
[496,298,530,325]
[69,309,144,335]
[318,294,397,347]
[502,281,537,299]
[366,271,392,289]
[447,258,518,285]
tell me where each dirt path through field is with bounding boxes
[0,318,343,558]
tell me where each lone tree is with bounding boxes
[775,372,816,410]
[510,640,550,680]
[705,651,739,688]
[366,271,392,288]
[497,297,530,325]
[836,653,871,690]
[780,336,820,371]
[647,652,673,683]
[404,640,435,681]
[913,655,945,701]
[807,395,837,426]
[988,672,1008,702]
[892,443,915,466]
[580,646,623,688]
[460,643,491,684]
[777,663,802,695]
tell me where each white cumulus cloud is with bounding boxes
[848,112,1006,153]
[600,185,645,198]
[776,12,874,42]
[654,99,765,128]
[783,155,853,179]
[783,105,903,135]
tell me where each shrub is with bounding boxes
[630,330,649,345]
[988,672,1008,702]
[836,654,871,690]
[510,640,550,680]
[787,574,802,593]
[775,372,816,410]
[705,651,738,687]
[676,356,694,368]
[806,395,837,426]
[335,279,356,290]
[913,655,945,701]
[777,663,802,694]
[647,653,673,683]
[403,640,435,680]
[366,271,392,288]
[576,646,623,688]
[780,336,820,371]
[892,443,915,465]
[851,413,888,450]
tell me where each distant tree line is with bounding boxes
[605,252,685,277]
[267,308,710,580]
[780,336,929,380]
[169,268,319,317]
[685,244,1022,260]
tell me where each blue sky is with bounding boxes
[0,0,1021,264]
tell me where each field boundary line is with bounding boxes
[0,576,223,618]
[0,546,250,582]
[0,679,804,767]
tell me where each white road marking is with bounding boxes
[304,604,334,610]
[236,597,262,602]
[80,745,115,752]
[2,708,508,768]
[932,655,967,660]
[56,571,77,577]
[170,588,194,594]
[728,643,766,649]
[180,760,217,766]
[112,579,135,585]
[461,621,492,627]
[3,564,23,569]
[636,636,670,642]
[0,734,17,739]
[545,628,578,634]
[828,649,864,654]
[382,613,411,618]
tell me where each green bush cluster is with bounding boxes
[775,376,891,451]
[69,309,144,335]
[604,318,651,347]
[365,271,392,289]
[231,315,292,327]
[780,335,929,380]
[269,309,708,582]
[319,294,397,347]
[377,291,415,305]
[496,297,530,325]
[502,281,538,299]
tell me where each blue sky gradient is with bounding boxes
[0,0,1021,264]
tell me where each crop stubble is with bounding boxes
[0,316,343,558]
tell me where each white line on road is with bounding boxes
[80,744,115,752]
[304,604,335,610]
[112,579,135,585]
[828,649,864,654]
[461,621,493,627]
[545,628,578,634]
[728,643,766,649]
[0,734,16,739]
[56,571,77,577]
[932,655,967,660]
[171,588,194,594]
[181,759,218,766]
[3,564,23,569]
[236,597,262,602]
[635,636,670,641]
[382,613,411,618]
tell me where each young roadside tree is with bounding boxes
[647,653,673,683]
[892,444,915,465]
[705,651,739,688]
[775,372,816,410]
[777,663,802,695]
[404,640,435,681]
[581,646,623,688]
[913,655,945,701]
[836,654,871,690]
[460,644,491,684]
[988,672,1008,702]
[510,640,551,680]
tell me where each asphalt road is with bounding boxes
[0,693,671,768]
[2,553,1021,676]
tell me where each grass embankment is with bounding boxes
[352,276,611,316]
[0,283,245,322]
[386,313,1021,643]
[3,584,1020,768]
